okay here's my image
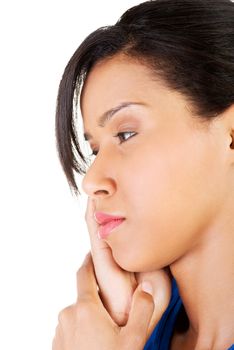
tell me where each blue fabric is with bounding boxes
[143,278,234,350]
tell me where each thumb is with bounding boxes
[135,269,172,340]
[120,281,154,349]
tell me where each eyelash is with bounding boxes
[89,131,137,157]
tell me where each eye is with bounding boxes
[114,131,137,144]
[89,131,137,157]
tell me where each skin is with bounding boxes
[83,197,172,333]
[54,53,234,349]
[52,252,157,350]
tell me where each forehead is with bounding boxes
[80,55,160,120]
[80,54,205,135]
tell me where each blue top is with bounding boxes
[143,278,234,350]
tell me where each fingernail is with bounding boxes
[141,281,153,296]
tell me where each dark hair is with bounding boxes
[55,0,234,195]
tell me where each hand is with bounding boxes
[85,197,172,338]
[52,253,159,350]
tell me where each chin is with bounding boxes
[112,250,163,273]
[111,251,138,271]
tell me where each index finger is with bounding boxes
[76,252,100,303]
[85,197,113,256]
[84,197,127,292]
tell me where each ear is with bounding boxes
[228,106,234,150]
[226,106,234,167]
[231,133,234,150]
[220,104,234,150]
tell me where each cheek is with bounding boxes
[114,140,223,271]
[132,129,223,218]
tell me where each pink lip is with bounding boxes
[94,212,125,225]
[94,212,125,239]
[97,219,125,239]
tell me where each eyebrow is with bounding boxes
[83,102,145,141]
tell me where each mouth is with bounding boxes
[94,211,125,224]
[97,218,125,239]
[94,212,126,239]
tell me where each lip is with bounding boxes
[94,212,126,239]
[97,219,125,239]
[94,212,125,225]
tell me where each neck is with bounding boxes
[169,205,234,350]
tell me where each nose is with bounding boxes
[81,154,116,198]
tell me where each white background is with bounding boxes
[3,1,233,349]
[0,1,140,349]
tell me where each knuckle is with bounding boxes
[76,264,88,281]
[57,301,94,326]
[76,300,95,321]
[76,301,89,317]
[57,304,75,324]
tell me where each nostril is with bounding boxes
[81,174,116,197]
[94,189,109,195]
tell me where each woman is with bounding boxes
[53,0,234,349]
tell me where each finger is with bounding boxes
[85,197,136,323]
[85,197,133,279]
[85,198,117,275]
[52,324,64,350]
[85,197,113,257]
[147,270,171,339]
[121,282,155,349]
[76,252,101,304]
[135,269,172,339]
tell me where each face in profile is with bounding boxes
[81,53,229,272]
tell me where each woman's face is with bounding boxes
[81,54,228,272]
